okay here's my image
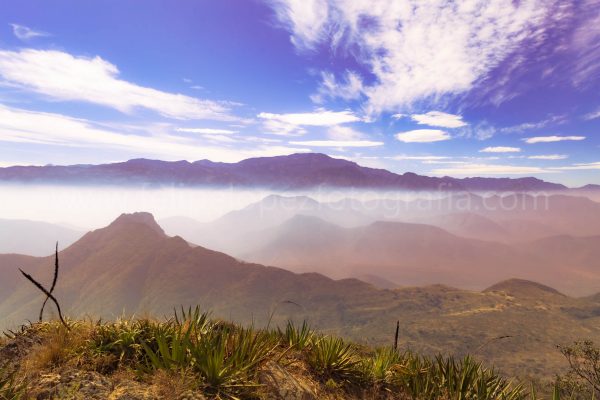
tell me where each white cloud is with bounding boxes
[395,129,450,143]
[260,119,307,136]
[523,135,586,144]
[500,115,566,133]
[0,49,233,120]
[289,140,383,147]
[550,162,600,171]
[528,154,568,160]
[392,155,450,161]
[268,0,329,51]
[258,109,361,126]
[411,111,467,128]
[326,125,366,141]
[431,163,550,176]
[0,104,306,162]
[271,0,559,114]
[311,71,363,103]
[391,113,405,120]
[480,146,521,153]
[176,128,237,135]
[584,108,600,120]
[10,23,50,41]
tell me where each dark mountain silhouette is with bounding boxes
[0,153,568,191]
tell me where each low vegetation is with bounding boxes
[1,308,598,399]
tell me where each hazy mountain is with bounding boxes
[0,153,568,191]
[0,212,598,379]
[160,194,372,254]
[244,215,600,296]
[0,218,83,256]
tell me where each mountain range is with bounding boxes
[0,212,599,380]
[158,193,600,295]
[0,153,576,191]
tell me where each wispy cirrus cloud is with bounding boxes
[269,0,564,115]
[528,154,568,160]
[258,109,362,136]
[480,146,521,153]
[550,162,600,170]
[392,155,450,161]
[258,109,361,126]
[289,139,383,148]
[0,49,234,120]
[395,129,450,143]
[0,104,305,162]
[584,108,600,120]
[523,135,586,144]
[10,23,50,41]
[176,128,237,135]
[431,163,551,176]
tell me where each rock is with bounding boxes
[259,361,317,400]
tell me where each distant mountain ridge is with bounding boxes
[0,153,569,191]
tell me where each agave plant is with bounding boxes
[365,347,403,385]
[279,320,313,351]
[308,336,362,384]
[142,308,275,398]
[389,353,526,400]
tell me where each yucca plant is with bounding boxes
[308,335,362,384]
[190,327,275,397]
[365,347,403,385]
[142,308,275,398]
[279,320,313,351]
[389,353,526,400]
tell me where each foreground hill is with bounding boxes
[0,212,599,379]
[0,153,568,191]
[4,312,584,399]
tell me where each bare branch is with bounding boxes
[19,268,69,331]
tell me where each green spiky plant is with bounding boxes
[142,306,276,398]
[279,320,314,351]
[389,353,526,400]
[308,335,362,384]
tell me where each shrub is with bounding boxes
[0,364,24,400]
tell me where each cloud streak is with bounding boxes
[0,104,305,162]
[0,49,234,120]
[10,23,50,41]
[480,146,521,153]
[523,135,586,144]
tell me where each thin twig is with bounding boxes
[19,268,70,330]
[39,242,59,322]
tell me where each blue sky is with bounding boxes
[0,0,599,186]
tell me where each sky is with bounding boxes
[0,0,599,186]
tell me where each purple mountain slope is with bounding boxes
[0,153,568,191]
